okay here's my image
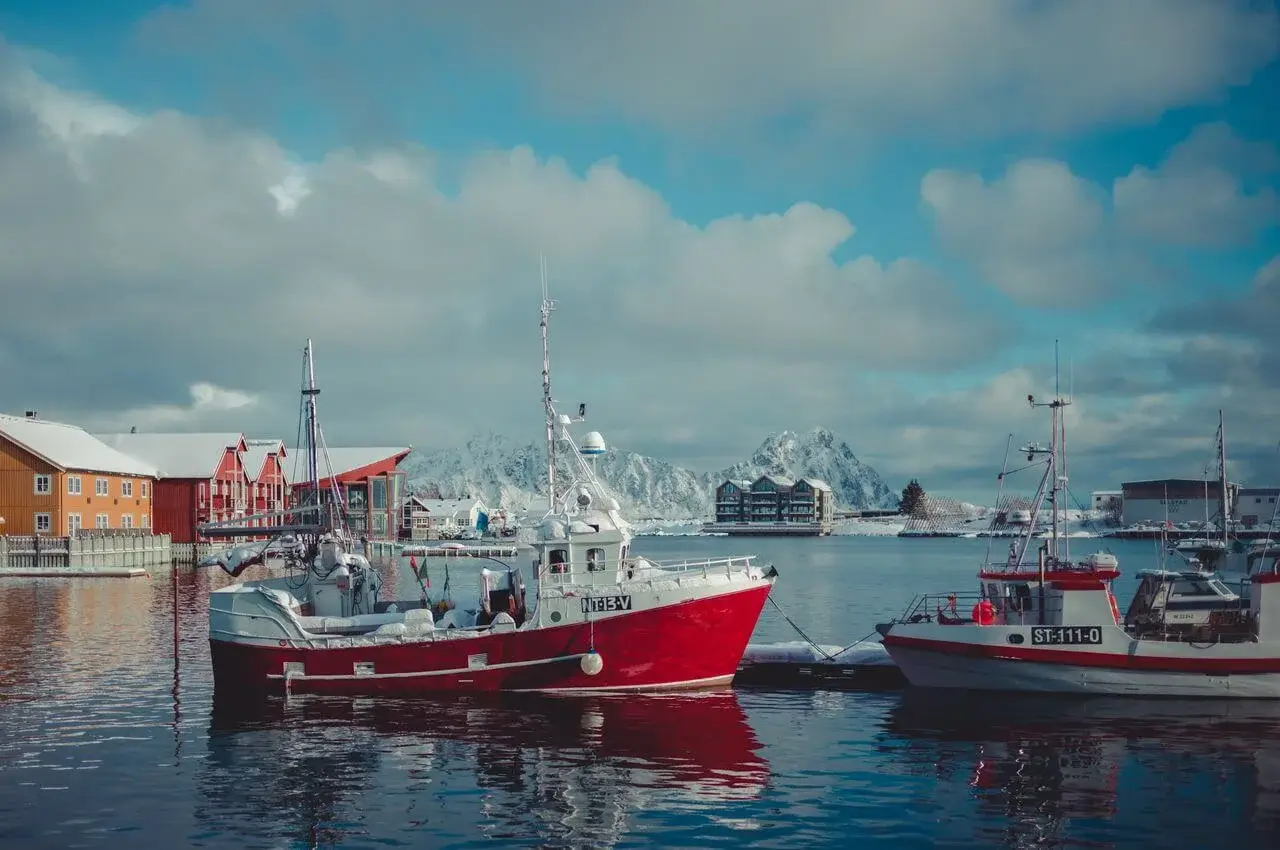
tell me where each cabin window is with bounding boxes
[1172,579,1216,597]
[587,547,605,572]
[34,512,51,533]
[548,548,569,574]
[1007,583,1034,613]
[33,474,51,495]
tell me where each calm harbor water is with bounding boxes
[2,534,1278,849]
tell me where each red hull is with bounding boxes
[211,583,773,695]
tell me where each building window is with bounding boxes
[121,515,134,529]
[34,512,51,533]
[122,480,134,497]
[95,478,109,496]
[141,481,149,498]
[141,515,149,529]
[68,475,82,495]
[96,513,109,529]
[33,474,51,495]
[199,482,207,504]
[68,513,81,535]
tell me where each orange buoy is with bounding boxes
[972,599,996,626]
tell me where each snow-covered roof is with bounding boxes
[284,447,411,483]
[405,496,487,514]
[795,477,832,491]
[0,413,158,477]
[752,474,794,488]
[717,478,753,490]
[242,439,286,481]
[95,432,245,479]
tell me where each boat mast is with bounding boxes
[1026,341,1070,568]
[1049,341,1068,562]
[1219,409,1229,549]
[540,255,557,512]
[302,339,322,524]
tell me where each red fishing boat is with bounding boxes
[203,286,776,696]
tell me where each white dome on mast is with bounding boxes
[580,431,607,455]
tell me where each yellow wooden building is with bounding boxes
[0,412,158,536]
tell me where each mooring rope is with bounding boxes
[766,594,881,663]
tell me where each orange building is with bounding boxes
[0,412,158,536]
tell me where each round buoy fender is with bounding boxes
[580,651,604,676]
[971,599,996,626]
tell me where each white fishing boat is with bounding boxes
[202,279,777,696]
[877,357,1280,698]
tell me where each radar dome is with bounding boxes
[580,431,607,455]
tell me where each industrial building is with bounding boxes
[1118,479,1239,526]
[1235,487,1280,528]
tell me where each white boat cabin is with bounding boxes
[531,494,633,586]
[973,553,1122,628]
[1123,569,1245,638]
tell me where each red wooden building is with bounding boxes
[288,446,411,541]
[96,432,251,543]
[242,439,289,533]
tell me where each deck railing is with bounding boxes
[540,555,760,589]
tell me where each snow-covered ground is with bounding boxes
[623,508,1114,538]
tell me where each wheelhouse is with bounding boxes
[1124,569,1245,638]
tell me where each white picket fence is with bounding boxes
[0,532,173,571]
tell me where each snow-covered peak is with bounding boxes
[401,426,897,521]
[718,427,896,511]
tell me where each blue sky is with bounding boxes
[0,0,1278,504]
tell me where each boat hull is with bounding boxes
[883,630,1280,699]
[211,582,773,696]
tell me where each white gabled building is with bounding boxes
[401,495,490,539]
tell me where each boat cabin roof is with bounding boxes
[1136,568,1214,580]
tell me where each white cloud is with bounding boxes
[921,159,1121,308]
[1115,123,1279,247]
[85,383,259,432]
[2,44,1277,502]
[921,124,1278,308]
[0,52,1006,488]
[136,0,1279,146]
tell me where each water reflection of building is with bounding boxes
[884,692,1280,848]
[197,691,769,847]
[0,580,69,698]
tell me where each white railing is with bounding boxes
[539,555,759,589]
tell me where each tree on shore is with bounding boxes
[899,479,926,516]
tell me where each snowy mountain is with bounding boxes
[716,427,897,512]
[400,426,897,521]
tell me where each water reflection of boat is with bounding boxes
[199,690,769,847]
[885,691,1280,845]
